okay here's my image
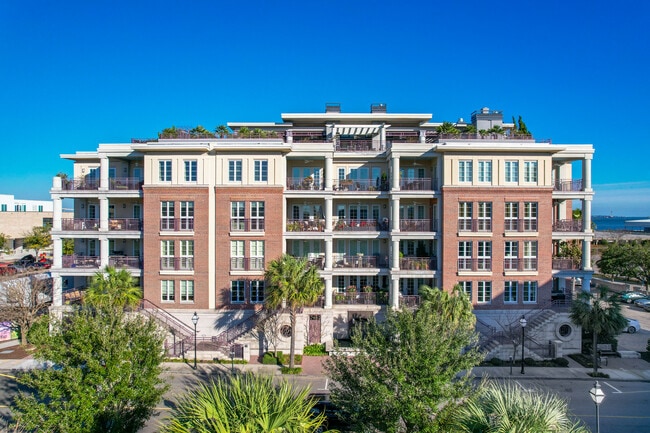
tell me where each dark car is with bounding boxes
[14,254,37,267]
[0,263,18,276]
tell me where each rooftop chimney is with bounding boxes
[326,103,341,113]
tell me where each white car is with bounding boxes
[625,318,641,334]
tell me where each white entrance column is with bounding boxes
[391,198,400,232]
[324,276,333,309]
[324,197,333,232]
[325,156,333,191]
[391,156,400,191]
[100,156,109,191]
[325,238,333,270]
[390,276,400,309]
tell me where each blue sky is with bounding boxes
[1,0,649,216]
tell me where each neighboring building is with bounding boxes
[49,104,594,359]
[0,194,58,251]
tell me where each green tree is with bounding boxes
[570,286,627,375]
[436,121,459,135]
[189,125,213,138]
[0,276,51,345]
[215,124,230,138]
[84,266,142,310]
[557,240,583,268]
[238,126,251,137]
[452,382,587,432]
[161,373,328,433]
[597,242,639,282]
[13,306,168,432]
[159,126,181,138]
[264,254,323,368]
[325,286,483,433]
[0,232,10,252]
[22,225,52,257]
[62,238,75,255]
[625,242,650,290]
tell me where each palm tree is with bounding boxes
[215,124,230,138]
[436,121,460,135]
[452,381,588,432]
[264,254,323,368]
[84,265,142,310]
[161,373,328,433]
[570,286,627,375]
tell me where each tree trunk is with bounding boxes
[289,310,296,369]
[592,328,598,375]
[20,324,28,346]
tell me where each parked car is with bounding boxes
[643,303,650,312]
[0,263,18,276]
[14,254,36,267]
[621,292,647,304]
[633,298,650,309]
[625,318,641,333]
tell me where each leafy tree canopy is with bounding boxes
[597,241,650,288]
[0,232,10,251]
[84,266,142,310]
[22,225,52,256]
[325,286,483,433]
[13,306,168,433]
[436,121,460,135]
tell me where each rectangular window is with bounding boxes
[504,202,519,231]
[250,240,264,270]
[161,280,174,302]
[459,281,472,301]
[338,168,345,180]
[231,201,245,231]
[478,160,492,182]
[505,161,519,183]
[231,241,245,270]
[458,160,472,182]
[477,241,491,270]
[523,202,538,231]
[458,241,472,270]
[159,160,172,182]
[523,281,538,303]
[229,160,242,182]
[180,280,194,302]
[504,241,519,271]
[161,201,175,230]
[523,241,538,270]
[180,240,194,270]
[458,202,472,231]
[180,201,194,230]
[250,201,265,231]
[251,280,265,303]
[231,280,245,303]
[504,281,518,303]
[254,160,268,182]
[1,204,6,212]
[161,240,174,270]
[184,160,197,182]
[477,202,492,231]
[524,161,538,183]
[477,281,491,303]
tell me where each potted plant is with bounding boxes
[302,176,313,188]
[362,285,373,293]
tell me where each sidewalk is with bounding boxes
[2,340,649,381]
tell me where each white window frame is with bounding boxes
[180,280,194,302]
[524,161,538,183]
[231,240,245,270]
[254,160,268,182]
[250,240,264,270]
[229,160,242,182]
[477,202,492,232]
[504,281,518,303]
[477,241,491,270]
[478,160,492,182]
[523,241,538,270]
[458,160,472,183]
[161,240,174,270]
[231,201,245,231]
[523,281,537,303]
[459,281,472,301]
[231,280,245,304]
[159,160,172,182]
[184,160,197,182]
[161,201,175,230]
[504,241,519,271]
[250,280,265,303]
[477,281,491,304]
[458,241,472,270]
[161,280,174,302]
[504,202,518,231]
[180,201,194,230]
[524,202,538,231]
[458,202,472,231]
[180,240,194,270]
[505,160,519,183]
[250,201,264,231]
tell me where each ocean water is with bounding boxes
[592,216,648,231]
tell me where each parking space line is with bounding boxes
[603,382,622,393]
[0,373,16,379]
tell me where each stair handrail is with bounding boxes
[212,308,276,346]
[139,298,194,338]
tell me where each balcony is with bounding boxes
[400,219,435,232]
[554,179,583,192]
[335,139,384,152]
[230,219,265,232]
[504,219,538,232]
[458,258,492,272]
[553,219,583,232]
[160,257,194,271]
[160,218,195,231]
[399,178,436,191]
[333,292,387,305]
[286,219,325,232]
[63,178,99,191]
[333,255,382,268]
[333,219,384,232]
[109,177,143,191]
[62,255,100,269]
[230,257,265,271]
[503,258,538,271]
[333,179,389,192]
[552,258,580,270]
[108,256,141,269]
[458,219,492,232]
[400,257,437,271]
[286,177,324,191]
[109,218,141,231]
[400,295,421,309]
[61,218,99,231]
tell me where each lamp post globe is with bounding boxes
[590,381,605,433]
[191,312,199,369]
[519,316,527,374]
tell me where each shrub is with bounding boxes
[646,338,650,353]
[262,352,279,365]
[281,367,302,375]
[280,353,302,365]
[524,357,535,366]
[303,343,326,356]
[489,357,504,366]
[554,357,569,367]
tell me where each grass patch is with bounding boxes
[303,343,327,356]
[281,367,302,375]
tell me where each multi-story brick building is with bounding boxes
[49,104,594,359]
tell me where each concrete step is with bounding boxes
[618,350,641,359]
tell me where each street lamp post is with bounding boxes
[230,348,235,374]
[191,312,199,369]
[590,381,605,433]
[519,315,527,374]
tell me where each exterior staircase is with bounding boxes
[139,299,195,356]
